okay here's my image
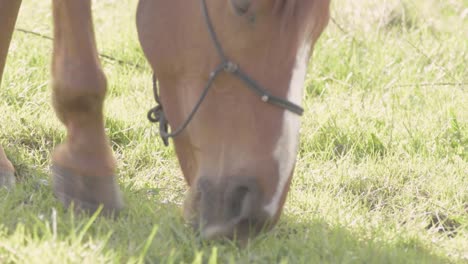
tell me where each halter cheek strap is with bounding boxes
[148,0,304,146]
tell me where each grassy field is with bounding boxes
[0,0,467,263]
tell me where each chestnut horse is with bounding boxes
[0,0,330,240]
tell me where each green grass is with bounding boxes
[0,0,467,263]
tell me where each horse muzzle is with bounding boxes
[185,175,271,240]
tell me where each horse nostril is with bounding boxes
[197,177,213,194]
[195,177,265,240]
[225,178,261,223]
[229,185,250,219]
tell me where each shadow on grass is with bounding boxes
[262,214,452,264]
[0,166,456,263]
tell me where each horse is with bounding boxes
[0,0,330,240]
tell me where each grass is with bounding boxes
[0,0,467,263]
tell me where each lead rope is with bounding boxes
[148,0,304,146]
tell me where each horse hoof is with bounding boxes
[52,165,124,216]
[0,170,15,189]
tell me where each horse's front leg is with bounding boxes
[0,0,22,188]
[51,0,123,214]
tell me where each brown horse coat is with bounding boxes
[0,0,330,240]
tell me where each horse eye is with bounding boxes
[230,0,252,16]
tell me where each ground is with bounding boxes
[0,0,466,263]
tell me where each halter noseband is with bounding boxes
[148,0,304,146]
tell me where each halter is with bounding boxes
[148,0,304,146]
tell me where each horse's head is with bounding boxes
[137,0,330,240]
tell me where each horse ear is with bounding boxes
[229,0,252,16]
